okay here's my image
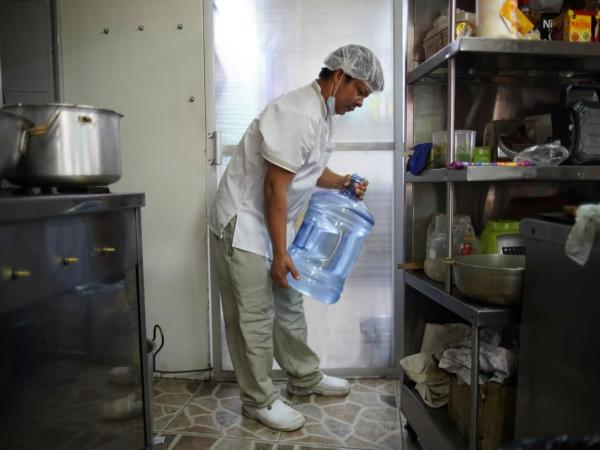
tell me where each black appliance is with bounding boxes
[553,84,600,165]
[516,218,600,438]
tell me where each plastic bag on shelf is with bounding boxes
[424,214,481,283]
[513,143,570,166]
[423,8,476,58]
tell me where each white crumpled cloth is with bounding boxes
[565,204,600,266]
[438,327,518,386]
[400,353,450,408]
[400,323,470,408]
[401,324,518,405]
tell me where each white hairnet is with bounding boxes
[324,44,384,92]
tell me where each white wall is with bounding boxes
[58,0,210,376]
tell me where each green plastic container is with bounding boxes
[480,220,520,254]
[473,146,492,163]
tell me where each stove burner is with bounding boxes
[0,184,111,197]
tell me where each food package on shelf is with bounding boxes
[423,9,476,59]
[477,0,540,39]
[552,9,595,41]
[499,0,537,36]
[540,12,557,39]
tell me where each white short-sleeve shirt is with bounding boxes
[209,80,332,260]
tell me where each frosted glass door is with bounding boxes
[211,0,394,372]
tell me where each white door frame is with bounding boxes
[203,0,226,380]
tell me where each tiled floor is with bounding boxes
[152,378,423,450]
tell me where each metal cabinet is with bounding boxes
[396,1,600,449]
[0,192,152,450]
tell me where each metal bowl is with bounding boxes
[451,254,525,306]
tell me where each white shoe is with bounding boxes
[288,375,351,396]
[107,366,136,385]
[101,393,143,420]
[242,399,305,431]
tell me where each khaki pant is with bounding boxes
[213,218,322,408]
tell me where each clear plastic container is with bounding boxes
[455,130,476,162]
[424,214,481,282]
[476,0,512,38]
[287,174,374,304]
[431,130,448,167]
[431,130,477,165]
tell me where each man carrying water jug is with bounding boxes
[209,44,384,431]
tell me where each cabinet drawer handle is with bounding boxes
[12,269,31,280]
[101,247,116,255]
[62,257,79,265]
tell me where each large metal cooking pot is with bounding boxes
[0,110,33,179]
[450,254,525,306]
[2,104,123,187]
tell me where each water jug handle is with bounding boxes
[341,173,365,200]
[322,219,343,263]
[293,220,315,250]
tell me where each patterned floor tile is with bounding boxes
[277,445,376,450]
[151,433,178,449]
[164,382,288,441]
[153,378,202,431]
[280,379,402,450]
[170,435,276,449]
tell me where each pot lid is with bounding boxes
[2,103,124,118]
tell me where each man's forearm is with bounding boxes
[264,184,289,257]
[317,167,345,190]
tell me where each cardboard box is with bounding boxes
[552,9,594,41]
[447,377,516,450]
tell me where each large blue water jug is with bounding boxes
[287,174,375,304]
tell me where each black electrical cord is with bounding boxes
[151,324,213,374]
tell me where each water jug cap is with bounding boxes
[341,173,365,200]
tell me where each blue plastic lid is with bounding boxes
[341,173,366,200]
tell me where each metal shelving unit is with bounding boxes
[402,382,468,450]
[407,38,600,85]
[397,3,600,450]
[406,166,600,183]
[403,271,519,450]
[404,272,520,327]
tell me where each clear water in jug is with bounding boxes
[287,174,374,304]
